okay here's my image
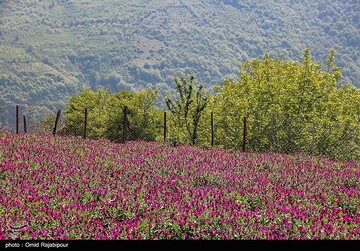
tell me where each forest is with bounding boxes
[0,0,359,113]
[62,50,360,161]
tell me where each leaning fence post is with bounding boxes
[23,115,27,133]
[83,108,88,139]
[53,110,61,136]
[122,106,128,143]
[211,111,214,147]
[16,105,19,134]
[164,111,167,141]
[243,116,247,152]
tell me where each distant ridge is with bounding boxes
[0,0,359,111]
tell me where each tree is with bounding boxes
[63,86,162,142]
[64,87,110,138]
[104,88,162,142]
[209,49,359,160]
[165,75,209,144]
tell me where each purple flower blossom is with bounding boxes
[0,131,359,240]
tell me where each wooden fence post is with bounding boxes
[23,115,27,133]
[122,106,128,143]
[211,111,214,147]
[83,108,88,139]
[243,116,247,152]
[16,105,19,134]
[53,110,61,136]
[164,111,167,141]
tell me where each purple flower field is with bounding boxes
[0,131,359,240]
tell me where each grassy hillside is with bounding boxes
[0,0,359,112]
[0,131,359,240]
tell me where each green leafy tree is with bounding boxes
[104,88,162,142]
[165,75,209,144]
[64,87,162,142]
[64,87,110,138]
[210,49,359,160]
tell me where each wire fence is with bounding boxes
[211,112,359,161]
[0,105,66,135]
[1,104,359,162]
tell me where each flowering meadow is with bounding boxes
[0,130,359,240]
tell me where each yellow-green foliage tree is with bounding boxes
[64,87,162,142]
[208,49,359,160]
[64,87,110,138]
[104,88,162,142]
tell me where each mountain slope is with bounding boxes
[0,0,359,114]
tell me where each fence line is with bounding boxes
[5,104,245,146]
[1,104,359,162]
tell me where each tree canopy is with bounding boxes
[58,49,360,160]
[206,49,359,160]
[63,87,162,142]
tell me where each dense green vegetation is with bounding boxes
[0,0,359,115]
[204,49,359,160]
[64,87,163,142]
[62,49,359,160]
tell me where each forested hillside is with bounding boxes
[0,0,359,112]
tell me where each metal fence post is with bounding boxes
[211,111,214,147]
[53,110,61,136]
[164,111,167,141]
[84,108,88,139]
[243,116,247,152]
[122,106,128,143]
[16,105,19,134]
[311,122,315,154]
[23,115,27,133]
